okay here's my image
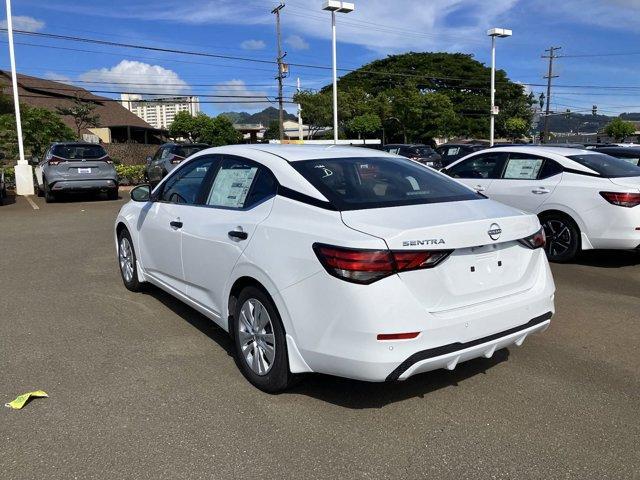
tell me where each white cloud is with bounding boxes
[533,0,640,31]
[285,34,309,51]
[213,79,270,112]
[43,72,74,85]
[79,60,189,96]
[241,39,266,50]
[0,15,45,32]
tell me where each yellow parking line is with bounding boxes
[25,196,39,210]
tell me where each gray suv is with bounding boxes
[145,143,210,187]
[34,142,118,203]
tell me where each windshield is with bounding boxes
[174,145,208,158]
[293,157,481,211]
[51,144,107,160]
[567,153,640,178]
[413,147,434,156]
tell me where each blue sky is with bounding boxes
[2,0,640,117]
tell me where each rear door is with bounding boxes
[181,155,278,317]
[445,151,507,194]
[488,153,563,213]
[138,156,218,293]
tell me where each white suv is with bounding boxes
[444,146,640,262]
[115,145,554,392]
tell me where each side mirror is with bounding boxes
[29,156,39,166]
[130,184,151,202]
[146,156,153,164]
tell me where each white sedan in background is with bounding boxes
[115,145,554,392]
[443,146,640,262]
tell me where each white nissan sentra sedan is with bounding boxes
[115,145,555,392]
[443,146,640,262]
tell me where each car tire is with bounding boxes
[232,286,292,393]
[118,228,143,292]
[540,213,580,263]
[107,188,119,201]
[36,183,44,197]
[44,179,55,203]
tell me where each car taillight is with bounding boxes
[313,243,452,284]
[170,155,185,165]
[600,191,640,208]
[518,227,546,249]
[48,156,65,166]
[103,155,113,164]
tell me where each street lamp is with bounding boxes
[322,0,354,144]
[4,0,34,195]
[487,27,512,147]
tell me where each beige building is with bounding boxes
[120,94,200,130]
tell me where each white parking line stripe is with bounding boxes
[25,196,40,210]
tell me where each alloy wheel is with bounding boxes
[119,237,135,283]
[237,298,276,376]
[543,219,572,258]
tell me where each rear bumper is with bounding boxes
[51,179,118,192]
[280,248,555,382]
[387,312,551,381]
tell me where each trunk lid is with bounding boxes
[341,198,543,311]
[608,176,640,191]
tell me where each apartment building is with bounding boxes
[120,94,200,129]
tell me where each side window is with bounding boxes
[387,147,400,155]
[160,157,216,205]
[205,157,276,209]
[538,159,564,179]
[447,152,507,179]
[152,147,163,161]
[160,147,173,160]
[502,153,545,180]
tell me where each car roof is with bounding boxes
[593,146,640,152]
[487,145,596,156]
[206,144,397,162]
[51,142,105,147]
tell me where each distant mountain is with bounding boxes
[220,107,296,125]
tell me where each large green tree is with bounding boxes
[0,105,75,158]
[604,118,636,141]
[292,90,332,139]
[331,52,534,139]
[169,112,241,146]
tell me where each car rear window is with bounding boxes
[293,157,481,211]
[567,153,640,178]
[174,145,208,158]
[51,144,107,160]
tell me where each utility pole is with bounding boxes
[272,2,286,142]
[296,77,303,141]
[542,46,561,143]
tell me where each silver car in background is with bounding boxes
[34,143,118,203]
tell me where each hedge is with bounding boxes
[115,164,146,186]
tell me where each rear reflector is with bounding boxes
[518,226,546,250]
[600,191,640,208]
[313,243,452,284]
[377,332,420,341]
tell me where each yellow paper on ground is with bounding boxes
[5,390,48,409]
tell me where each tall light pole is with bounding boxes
[487,28,512,147]
[322,0,354,144]
[4,0,34,195]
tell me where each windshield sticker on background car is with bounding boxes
[504,158,543,179]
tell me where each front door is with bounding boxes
[137,155,218,293]
[445,151,508,194]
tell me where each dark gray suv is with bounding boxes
[34,142,118,202]
[145,143,210,187]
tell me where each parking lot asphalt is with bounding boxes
[1,191,639,480]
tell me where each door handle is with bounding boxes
[531,188,550,194]
[475,185,486,192]
[170,220,183,229]
[228,229,248,240]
